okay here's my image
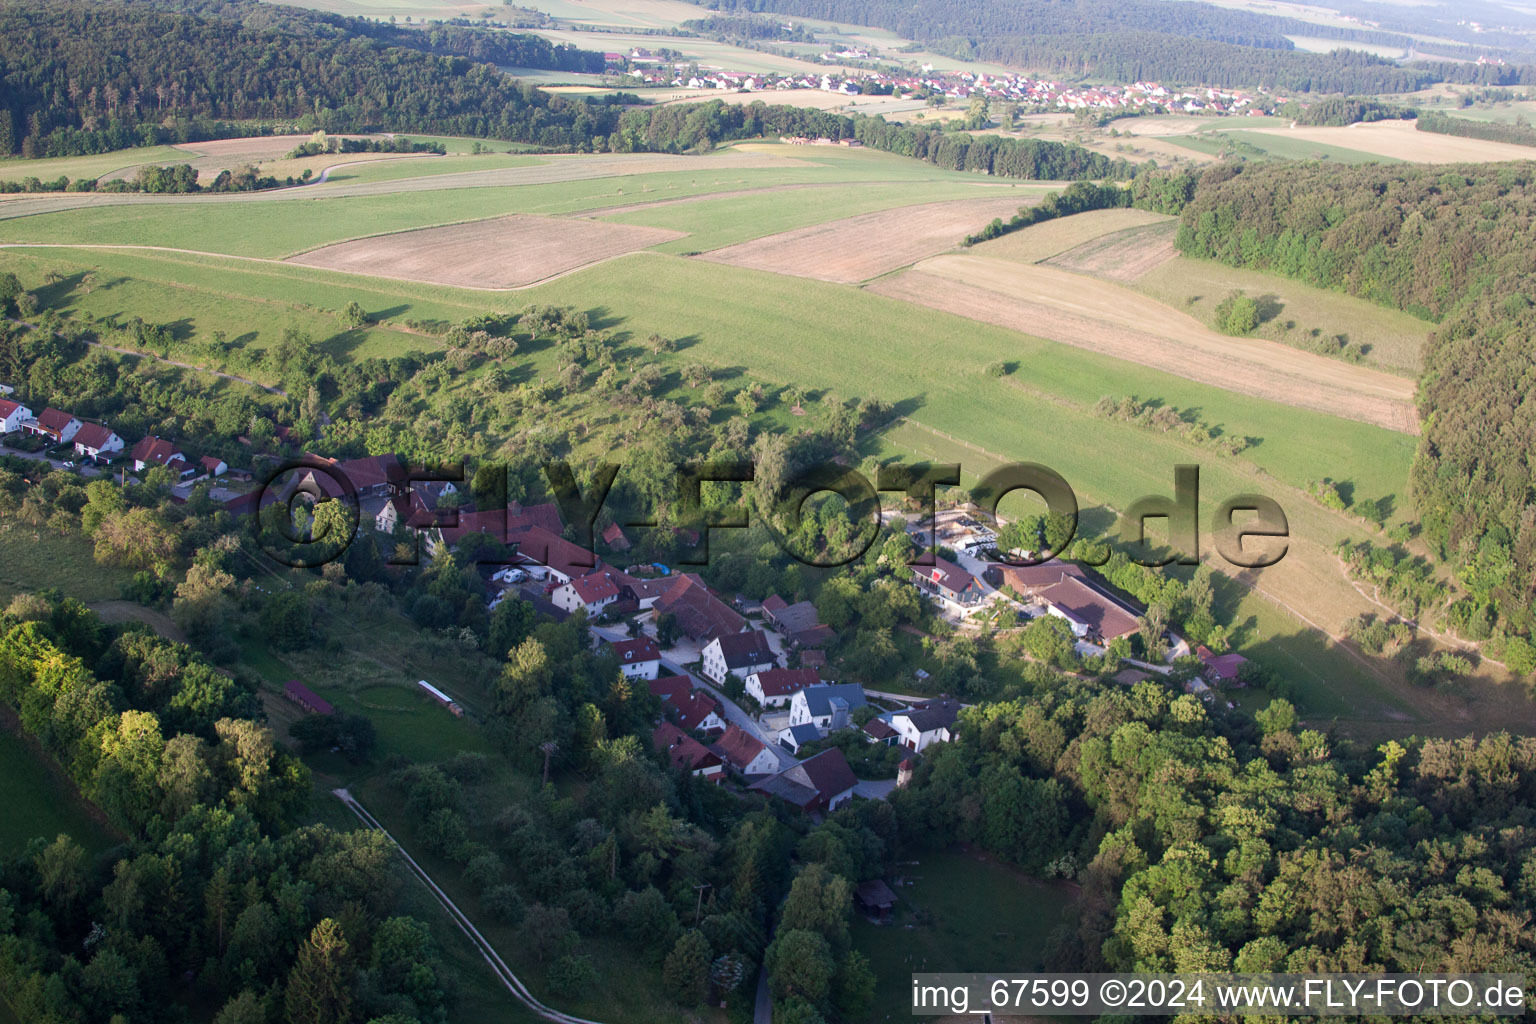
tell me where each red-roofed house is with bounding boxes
[652,573,745,643]
[199,456,228,478]
[552,569,622,617]
[745,666,819,709]
[284,680,334,716]
[701,629,777,685]
[602,522,631,551]
[0,398,34,434]
[610,637,661,680]
[131,436,187,473]
[648,675,692,705]
[335,454,405,497]
[23,408,82,443]
[506,524,602,582]
[710,724,778,776]
[72,423,124,459]
[673,689,727,735]
[652,722,723,782]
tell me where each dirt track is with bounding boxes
[286,213,686,288]
[868,255,1420,434]
[697,196,1034,283]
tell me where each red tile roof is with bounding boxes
[72,423,118,451]
[654,573,745,640]
[653,722,721,772]
[0,398,26,418]
[1196,645,1249,680]
[916,556,975,595]
[336,454,405,491]
[674,689,724,733]
[711,724,766,771]
[36,408,78,434]
[1037,577,1139,640]
[611,637,661,664]
[565,570,621,605]
[507,524,601,578]
[751,666,819,698]
[648,675,692,704]
[131,436,184,467]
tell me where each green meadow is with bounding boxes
[0,723,119,858]
[1168,129,1392,164]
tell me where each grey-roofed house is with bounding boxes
[890,698,963,752]
[750,747,858,813]
[788,683,868,735]
[701,629,777,685]
[779,722,822,754]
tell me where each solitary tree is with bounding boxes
[283,918,353,1024]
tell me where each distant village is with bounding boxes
[610,47,1269,117]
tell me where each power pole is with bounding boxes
[693,882,712,924]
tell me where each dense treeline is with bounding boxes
[680,13,817,43]
[1293,97,1414,127]
[1417,111,1536,148]
[1174,160,1536,647]
[0,0,622,158]
[0,594,453,1024]
[963,168,1199,245]
[697,0,1444,92]
[893,678,1536,981]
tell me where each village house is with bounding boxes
[749,747,858,813]
[778,722,821,754]
[131,436,190,475]
[761,594,834,649]
[673,688,727,735]
[652,721,724,782]
[789,683,868,735]
[23,408,82,444]
[610,636,662,681]
[710,724,779,777]
[648,675,692,705]
[886,698,963,752]
[199,455,228,478]
[72,423,124,460]
[1197,645,1250,686]
[993,561,1140,643]
[745,666,820,709]
[862,717,899,746]
[912,556,985,608]
[375,480,457,534]
[701,629,777,685]
[652,573,746,643]
[0,397,33,434]
[551,569,622,618]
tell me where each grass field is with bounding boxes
[0,716,119,858]
[1136,256,1433,377]
[970,207,1174,264]
[0,146,192,184]
[856,846,1077,1020]
[1241,119,1536,163]
[1166,128,1392,164]
[0,526,136,602]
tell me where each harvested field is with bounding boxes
[697,196,1032,283]
[1043,220,1179,282]
[286,213,686,288]
[867,255,1420,434]
[972,208,1174,265]
[1243,118,1536,163]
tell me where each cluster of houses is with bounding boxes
[607,49,1266,117]
[0,397,230,480]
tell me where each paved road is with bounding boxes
[334,788,608,1024]
[0,444,103,477]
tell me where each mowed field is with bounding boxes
[1042,218,1179,282]
[1243,118,1536,163]
[698,195,1032,283]
[869,254,1420,433]
[288,213,687,287]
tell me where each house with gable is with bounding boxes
[72,423,125,459]
[749,748,857,813]
[788,683,868,735]
[710,724,779,777]
[701,629,776,685]
[652,721,724,782]
[745,666,819,709]
[610,636,661,681]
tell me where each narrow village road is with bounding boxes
[333,788,609,1024]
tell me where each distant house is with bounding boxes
[376,480,456,534]
[711,724,779,776]
[912,557,984,607]
[761,595,834,648]
[23,408,82,443]
[648,675,693,706]
[789,683,868,735]
[199,455,228,478]
[335,454,406,498]
[995,560,1139,642]
[551,570,622,618]
[0,398,34,434]
[745,666,819,709]
[131,436,188,474]
[749,747,858,813]
[854,879,897,920]
[779,722,822,754]
[888,698,963,752]
[72,423,124,459]
[653,722,724,782]
[284,680,334,716]
[701,629,777,685]
[610,636,662,680]
[601,522,631,551]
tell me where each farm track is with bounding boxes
[334,788,608,1024]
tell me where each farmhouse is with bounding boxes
[283,680,334,716]
[334,453,406,498]
[761,594,834,648]
[1197,645,1250,685]
[912,556,985,607]
[711,724,779,776]
[551,570,622,617]
[749,748,858,813]
[745,666,820,708]
[652,722,724,782]
[701,629,777,685]
[610,636,662,680]
[672,688,727,735]
[0,398,33,434]
[505,523,603,581]
[23,408,82,443]
[994,560,1140,642]
[652,573,746,642]
[72,423,124,459]
[789,683,868,735]
[199,456,228,478]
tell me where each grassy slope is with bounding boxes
[0,528,136,603]
[1168,130,1393,164]
[0,146,192,183]
[0,720,120,858]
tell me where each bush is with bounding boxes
[1216,291,1260,334]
